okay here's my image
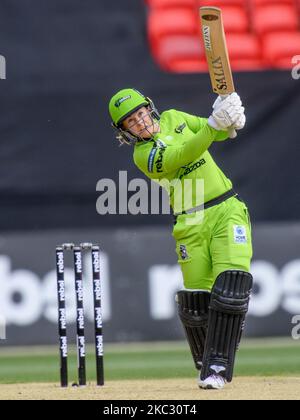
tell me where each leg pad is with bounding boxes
[177,290,210,370]
[201,270,253,382]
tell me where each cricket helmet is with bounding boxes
[109,88,160,145]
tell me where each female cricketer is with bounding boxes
[109,89,253,390]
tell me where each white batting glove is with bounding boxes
[208,93,245,131]
[212,93,242,111]
[233,113,246,130]
[208,103,244,131]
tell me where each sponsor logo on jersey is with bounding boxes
[155,147,166,173]
[179,158,206,179]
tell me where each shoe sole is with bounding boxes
[198,384,224,390]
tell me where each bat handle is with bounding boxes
[220,94,237,139]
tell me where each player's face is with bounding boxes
[122,107,157,139]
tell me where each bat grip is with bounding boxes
[221,94,237,139]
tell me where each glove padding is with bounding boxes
[233,113,246,130]
[212,93,242,111]
[217,93,246,130]
[208,93,245,131]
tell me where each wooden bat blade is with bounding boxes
[200,7,235,96]
[200,7,237,138]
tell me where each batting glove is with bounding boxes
[212,93,242,110]
[208,100,245,131]
[233,112,246,130]
[217,93,246,131]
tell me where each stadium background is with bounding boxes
[0,0,300,348]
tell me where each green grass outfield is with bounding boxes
[0,338,299,384]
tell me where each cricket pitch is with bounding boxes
[0,377,299,400]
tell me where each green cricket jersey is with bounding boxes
[133,109,233,213]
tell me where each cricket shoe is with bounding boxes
[198,374,226,390]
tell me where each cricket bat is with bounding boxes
[200,7,237,138]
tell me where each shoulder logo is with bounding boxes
[115,95,131,108]
[233,225,247,244]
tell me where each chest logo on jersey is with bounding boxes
[148,144,167,173]
[175,123,187,134]
[180,158,206,179]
